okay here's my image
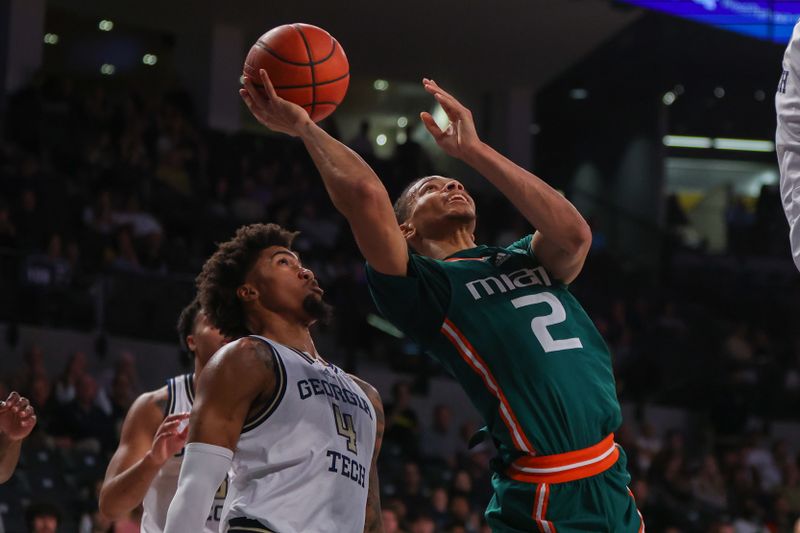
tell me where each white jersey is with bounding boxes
[777,18,800,272]
[141,373,228,533]
[220,336,376,533]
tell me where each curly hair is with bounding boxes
[196,223,297,339]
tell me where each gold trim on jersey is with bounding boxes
[242,340,287,433]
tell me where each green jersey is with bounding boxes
[366,235,622,463]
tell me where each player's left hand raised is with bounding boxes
[0,392,37,442]
[420,78,481,160]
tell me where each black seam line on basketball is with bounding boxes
[271,72,350,90]
[253,39,338,66]
[301,101,340,107]
[253,40,310,67]
[293,24,316,118]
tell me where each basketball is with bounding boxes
[243,23,349,122]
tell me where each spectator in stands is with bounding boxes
[634,421,662,474]
[381,508,402,533]
[448,494,477,531]
[97,351,140,418]
[707,522,735,533]
[420,404,460,466]
[25,501,60,533]
[731,498,769,533]
[385,381,419,457]
[408,513,436,533]
[52,374,114,452]
[109,227,142,273]
[82,189,115,237]
[112,193,162,241]
[54,351,88,405]
[691,454,728,514]
[11,344,47,394]
[742,431,783,492]
[768,494,795,533]
[780,462,800,517]
[429,486,450,530]
[398,461,428,511]
[0,391,37,483]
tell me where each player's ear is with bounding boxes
[400,222,415,240]
[186,334,196,353]
[237,284,258,302]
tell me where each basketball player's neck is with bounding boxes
[250,312,319,358]
[412,227,476,260]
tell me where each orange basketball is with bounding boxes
[244,23,349,122]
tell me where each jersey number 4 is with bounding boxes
[511,293,583,353]
[333,404,358,454]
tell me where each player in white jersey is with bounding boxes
[163,223,385,533]
[99,299,228,531]
[777,18,800,272]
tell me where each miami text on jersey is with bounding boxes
[465,266,552,301]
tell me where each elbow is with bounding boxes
[0,468,12,485]
[566,220,592,257]
[97,491,123,521]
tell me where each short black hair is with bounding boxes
[197,223,297,339]
[176,298,202,354]
[26,501,61,528]
[393,176,431,224]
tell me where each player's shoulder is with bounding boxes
[124,386,170,430]
[347,374,382,410]
[203,336,278,380]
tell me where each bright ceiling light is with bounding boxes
[663,135,712,149]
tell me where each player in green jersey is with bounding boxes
[240,70,644,532]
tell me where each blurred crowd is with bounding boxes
[1,78,800,532]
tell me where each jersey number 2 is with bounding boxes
[333,404,358,454]
[511,293,583,353]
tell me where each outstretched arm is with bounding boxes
[240,70,408,277]
[0,392,36,483]
[99,388,189,520]
[164,339,275,533]
[350,376,385,533]
[421,79,591,283]
[777,21,800,272]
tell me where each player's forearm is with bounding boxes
[297,121,391,217]
[363,467,384,533]
[0,434,22,483]
[99,452,163,519]
[464,142,591,254]
[164,443,232,533]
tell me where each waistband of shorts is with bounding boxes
[506,433,619,484]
